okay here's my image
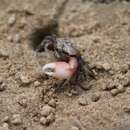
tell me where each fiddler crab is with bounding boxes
[30,32,95,89]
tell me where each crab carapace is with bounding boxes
[30,31,95,88]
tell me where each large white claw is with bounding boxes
[42,57,78,80]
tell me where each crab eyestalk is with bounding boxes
[42,57,78,80]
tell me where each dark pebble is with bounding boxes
[91,93,100,102]
[123,106,130,113]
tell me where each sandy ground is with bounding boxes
[0,0,130,130]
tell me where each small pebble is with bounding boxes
[0,49,9,58]
[126,87,130,94]
[2,116,9,122]
[7,35,13,42]
[123,106,130,113]
[34,81,40,87]
[0,77,2,83]
[95,62,111,71]
[109,70,114,75]
[78,96,88,106]
[120,64,129,73]
[92,37,100,43]
[91,93,100,102]
[117,85,125,93]
[65,92,72,97]
[18,18,26,28]
[0,82,7,91]
[8,14,16,26]
[100,82,107,90]
[102,81,116,91]
[46,113,55,123]
[13,34,21,43]
[2,123,10,130]
[71,126,80,130]
[18,98,27,108]
[48,99,56,108]
[95,62,103,69]
[11,114,22,125]
[106,84,116,90]
[71,89,78,95]
[40,105,55,117]
[40,117,47,125]
[80,84,92,90]
[102,63,111,71]
[43,96,50,104]
[128,9,130,14]
[20,74,31,84]
[110,89,119,96]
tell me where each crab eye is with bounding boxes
[47,44,54,51]
[45,68,55,72]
